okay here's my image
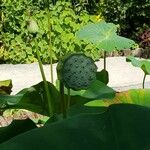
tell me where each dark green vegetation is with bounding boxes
[1,104,150,150]
[0,79,150,149]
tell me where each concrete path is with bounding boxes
[0,57,150,94]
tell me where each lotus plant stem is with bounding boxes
[104,51,107,70]
[35,39,53,116]
[67,88,71,109]
[142,73,146,89]
[60,81,67,119]
[47,7,53,84]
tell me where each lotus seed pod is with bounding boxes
[57,53,97,90]
[27,19,39,33]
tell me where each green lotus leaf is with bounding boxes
[126,56,150,75]
[0,119,36,144]
[55,80,115,100]
[0,81,60,116]
[1,104,150,149]
[141,60,150,75]
[76,21,136,52]
[85,89,150,108]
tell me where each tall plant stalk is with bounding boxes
[142,73,146,89]
[67,88,71,109]
[35,39,53,116]
[47,6,54,84]
[103,51,107,70]
[59,81,67,119]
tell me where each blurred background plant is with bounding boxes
[97,0,150,40]
[137,29,150,58]
[1,0,149,64]
[0,0,100,64]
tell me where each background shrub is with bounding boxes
[1,0,149,64]
[98,0,150,40]
[1,1,100,64]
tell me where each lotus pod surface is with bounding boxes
[57,53,97,90]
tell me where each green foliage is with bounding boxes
[76,21,136,52]
[1,1,99,64]
[1,104,150,149]
[98,0,150,40]
[0,81,115,116]
[0,81,60,116]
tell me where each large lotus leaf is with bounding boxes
[62,80,115,100]
[0,79,115,117]
[0,81,60,116]
[81,80,115,99]
[0,80,12,95]
[76,21,117,43]
[126,56,150,75]
[0,104,150,150]
[126,56,142,67]
[76,21,136,52]
[85,89,150,108]
[55,79,115,100]
[0,119,36,144]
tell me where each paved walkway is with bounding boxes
[0,57,150,94]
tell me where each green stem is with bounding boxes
[142,73,146,89]
[47,7,53,84]
[60,81,67,119]
[35,39,53,116]
[104,51,107,71]
[67,88,71,109]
